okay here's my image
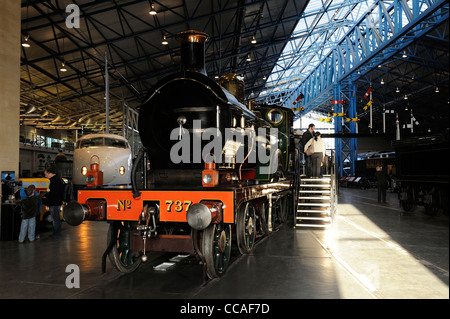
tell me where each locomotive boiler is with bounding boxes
[64,30,297,278]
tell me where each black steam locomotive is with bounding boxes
[64,30,297,278]
[393,133,449,215]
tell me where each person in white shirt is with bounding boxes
[304,131,325,178]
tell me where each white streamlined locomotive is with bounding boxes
[72,133,132,188]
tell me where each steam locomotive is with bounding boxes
[63,30,297,278]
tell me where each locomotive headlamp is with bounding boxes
[202,174,212,184]
[86,174,95,184]
[119,166,125,175]
[81,166,87,176]
[202,162,218,187]
[86,155,103,187]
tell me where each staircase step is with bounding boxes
[299,190,331,194]
[301,178,331,182]
[297,209,331,214]
[301,175,331,178]
[299,184,331,188]
[298,196,331,200]
[296,216,331,221]
[298,202,330,207]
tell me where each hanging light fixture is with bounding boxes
[402,51,407,58]
[22,35,31,48]
[251,36,257,44]
[162,35,168,45]
[396,87,400,93]
[246,54,251,62]
[404,94,408,100]
[435,87,439,93]
[380,78,384,85]
[60,62,67,72]
[149,1,157,15]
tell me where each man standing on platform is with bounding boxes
[301,123,315,178]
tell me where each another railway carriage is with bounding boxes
[72,133,132,188]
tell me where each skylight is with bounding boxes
[258,0,376,103]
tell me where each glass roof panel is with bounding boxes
[259,0,376,103]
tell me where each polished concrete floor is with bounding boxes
[0,187,448,300]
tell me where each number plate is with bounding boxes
[158,191,233,223]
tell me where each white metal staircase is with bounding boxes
[295,174,337,228]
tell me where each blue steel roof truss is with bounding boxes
[258,0,449,132]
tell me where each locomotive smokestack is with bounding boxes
[176,30,209,75]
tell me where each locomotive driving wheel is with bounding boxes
[202,223,232,278]
[400,186,416,212]
[237,202,256,254]
[107,221,141,273]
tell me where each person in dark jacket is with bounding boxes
[375,165,387,203]
[16,185,43,238]
[18,186,47,243]
[43,165,65,238]
[301,123,315,178]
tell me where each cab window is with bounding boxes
[267,109,284,124]
[77,138,104,148]
[104,138,127,148]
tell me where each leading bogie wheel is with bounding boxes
[107,221,141,273]
[202,223,232,279]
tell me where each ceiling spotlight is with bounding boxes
[246,54,251,62]
[149,4,157,15]
[396,87,400,93]
[435,87,439,93]
[380,78,384,85]
[22,35,31,48]
[24,104,36,114]
[162,35,168,45]
[404,94,408,100]
[251,36,257,44]
[60,62,67,72]
[402,51,407,58]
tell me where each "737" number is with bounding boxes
[165,200,193,212]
